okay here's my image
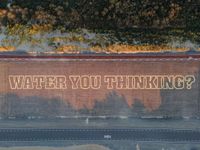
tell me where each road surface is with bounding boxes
[0,128,200,142]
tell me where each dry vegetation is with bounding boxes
[1,0,199,28]
[0,0,199,53]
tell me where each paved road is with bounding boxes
[0,128,200,142]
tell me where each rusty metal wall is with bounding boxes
[0,56,199,119]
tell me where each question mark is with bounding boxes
[185,75,195,89]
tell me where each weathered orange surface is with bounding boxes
[57,45,200,53]
[0,47,16,51]
[0,58,198,111]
